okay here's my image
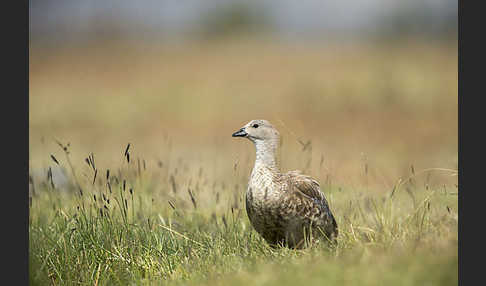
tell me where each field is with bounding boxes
[29,38,458,285]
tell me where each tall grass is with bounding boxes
[29,139,457,285]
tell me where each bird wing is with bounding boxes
[281,170,338,240]
[284,170,326,203]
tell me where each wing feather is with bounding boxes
[282,170,338,240]
[285,170,325,202]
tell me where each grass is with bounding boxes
[29,38,457,285]
[29,141,457,285]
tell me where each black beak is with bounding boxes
[232,128,247,137]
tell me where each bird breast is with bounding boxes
[247,166,281,204]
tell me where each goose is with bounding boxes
[232,119,338,248]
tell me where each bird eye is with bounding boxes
[252,124,259,128]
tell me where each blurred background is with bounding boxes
[29,0,457,191]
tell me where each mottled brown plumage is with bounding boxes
[232,119,338,249]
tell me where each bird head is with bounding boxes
[232,119,280,144]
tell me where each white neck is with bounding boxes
[253,139,279,172]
